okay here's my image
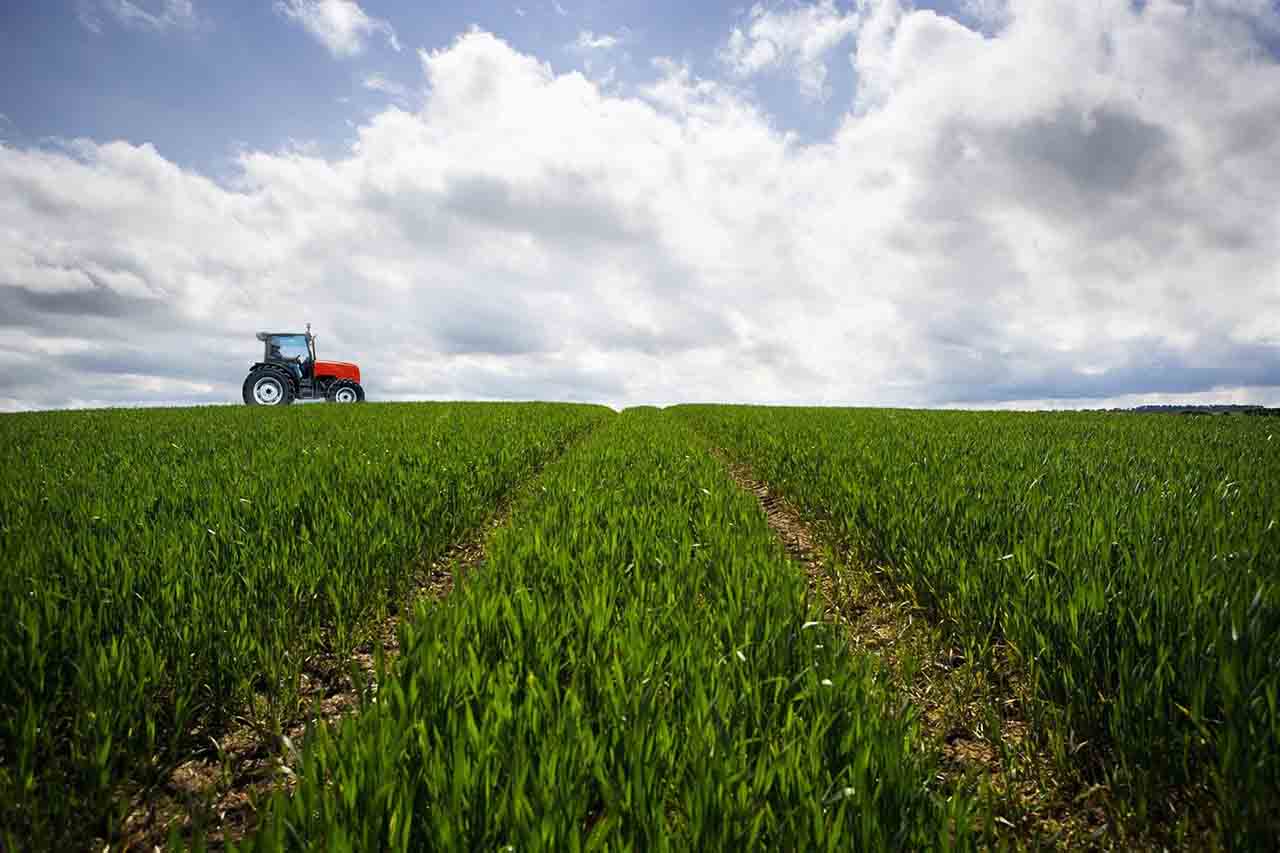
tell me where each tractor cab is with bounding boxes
[257,331,315,379]
[243,325,365,406]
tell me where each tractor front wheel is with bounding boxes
[326,380,365,403]
[243,369,294,406]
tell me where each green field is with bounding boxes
[2,404,1276,850]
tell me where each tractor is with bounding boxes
[242,325,365,406]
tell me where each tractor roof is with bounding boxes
[256,331,308,341]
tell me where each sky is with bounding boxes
[0,0,1278,411]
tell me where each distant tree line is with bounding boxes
[1124,404,1280,416]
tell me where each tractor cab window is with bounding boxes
[271,335,310,363]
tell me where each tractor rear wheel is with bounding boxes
[326,380,365,403]
[243,369,294,406]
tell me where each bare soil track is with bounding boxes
[714,452,1132,851]
[109,505,509,852]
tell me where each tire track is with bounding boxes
[711,449,1124,850]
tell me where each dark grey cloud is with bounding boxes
[0,354,229,410]
[57,345,245,383]
[0,285,157,322]
[1004,105,1172,195]
[930,340,1280,404]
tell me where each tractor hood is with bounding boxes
[314,361,361,383]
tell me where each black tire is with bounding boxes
[243,369,295,406]
[326,380,365,403]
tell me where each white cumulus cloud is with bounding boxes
[4,1,1280,412]
[275,0,400,58]
[721,0,861,100]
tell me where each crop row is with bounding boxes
[671,405,1280,845]
[0,402,610,849]
[231,408,972,851]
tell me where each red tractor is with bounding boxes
[243,325,365,406]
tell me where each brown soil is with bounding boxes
[107,509,507,852]
[716,454,1128,850]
